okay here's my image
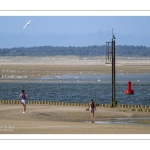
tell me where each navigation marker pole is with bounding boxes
[111,28,117,107]
[106,29,117,107]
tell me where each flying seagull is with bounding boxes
[22,17,34,30]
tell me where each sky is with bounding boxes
[1,16,150,48]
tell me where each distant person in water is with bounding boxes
[19,90,28,113]
[88,99,96,118]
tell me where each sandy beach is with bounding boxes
[0,104,150,134]
[0,56,150,78]
[0,60,150,80]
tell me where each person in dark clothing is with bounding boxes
[19,90,28,113]
[88,99,96,118]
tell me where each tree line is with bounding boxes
[0,45,149,56]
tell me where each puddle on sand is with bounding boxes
[85,120,130,125]
[84,118,150,126]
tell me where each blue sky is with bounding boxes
[0,16,150,48]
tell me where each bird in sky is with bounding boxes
[22,17,34,30]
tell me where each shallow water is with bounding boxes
[0,73,150,106]
[85,118,150,126]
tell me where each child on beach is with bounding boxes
[87,99,96,118]
[19,90,28,113]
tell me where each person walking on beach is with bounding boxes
[19,90,28,113]
[88,99,96,118]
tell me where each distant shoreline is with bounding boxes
[0,61,150,80]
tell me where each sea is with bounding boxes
[0,73,150,106]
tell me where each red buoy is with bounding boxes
[124,81,134,94]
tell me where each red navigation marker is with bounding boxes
[124,81,134,94]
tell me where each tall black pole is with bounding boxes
[114,40,116,105]
[106,29,117,107]
[111,39,114,106]
[111,30,117,107]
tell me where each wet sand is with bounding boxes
[0,104,150,134]
[0,63,150,80]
